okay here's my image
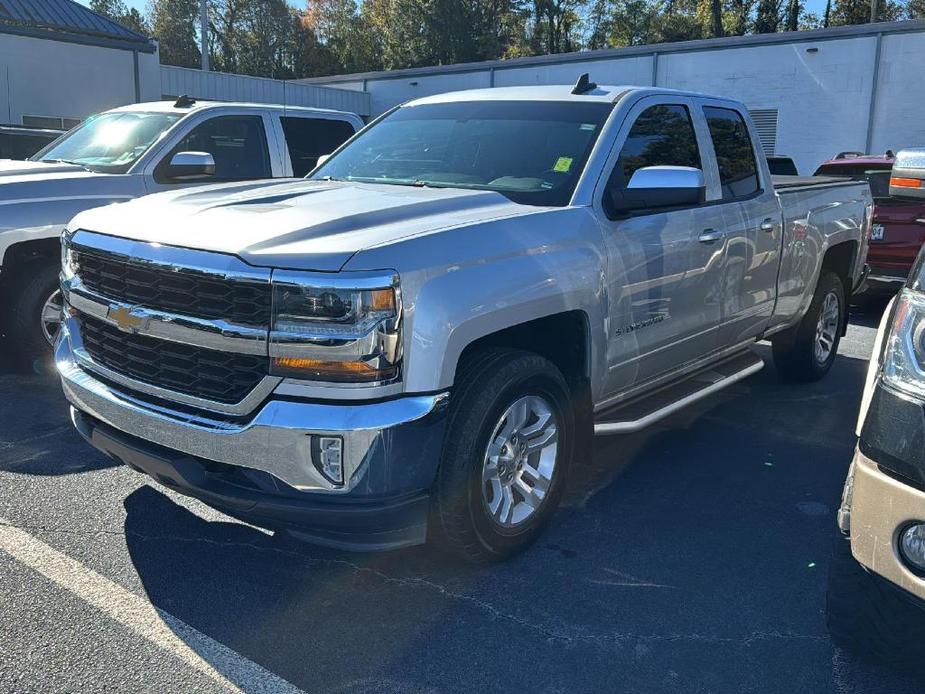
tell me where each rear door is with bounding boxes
[699,102,782,345]
[275,115,359,177]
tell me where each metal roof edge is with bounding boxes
[290,19,925,85]
[0,22,156,53]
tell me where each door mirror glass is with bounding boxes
[166,151,215,181]
[891,148,925,201]
[611,165,705,212]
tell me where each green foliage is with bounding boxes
[148,0,202,67]
[89,0,150,34]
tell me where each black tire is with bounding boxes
[826,532,925,669]
[5,260,61,364]
[433,348,574,564]
[772,270,845,382]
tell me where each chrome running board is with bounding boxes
[593,350,764,435]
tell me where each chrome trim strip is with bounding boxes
[64,316,280,416]
[594,358,764,435]
[58,332,448,492]
[69,229,272,283]
[66,279,268,355]
[271,268,399,291]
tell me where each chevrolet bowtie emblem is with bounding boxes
[107,305,147,334]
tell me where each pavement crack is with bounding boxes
[0,519,828,649]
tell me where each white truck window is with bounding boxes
[280,117,356,177]
[155,115,271,183]
[703,106,760,200]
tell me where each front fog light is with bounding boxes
[899,522,925,573]
[312,436,344,485]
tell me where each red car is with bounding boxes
[815,152,925,295]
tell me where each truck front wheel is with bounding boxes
[5,261,62,364]
[433,349,574,563]
[772,270,844,382]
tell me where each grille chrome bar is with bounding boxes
[65,277,269,356]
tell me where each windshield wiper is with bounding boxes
[43,158,89,170]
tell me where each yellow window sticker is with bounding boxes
[553,156,573,173]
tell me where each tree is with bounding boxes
[148,0,202,68]
[754,0,781,32]
[90,0,149,34]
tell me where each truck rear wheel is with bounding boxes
[433,349,573,563]
[772,270,844,382]
[5,260,61,364]
[826,532,925,669]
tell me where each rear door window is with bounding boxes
[280,117,356,177]
[156,115,271,183]
[703,107,760,200]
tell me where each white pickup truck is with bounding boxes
[0,98,362,362]
[58,80,871,562]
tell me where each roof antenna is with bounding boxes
[571,73,597,95]
[174,95,196,108]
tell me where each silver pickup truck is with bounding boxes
[57,80,872,562]
[0,98,361,363]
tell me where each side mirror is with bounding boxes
[166,151,215,181]
[609,165,705,213]
[890,148,925,200]
[316,153,331,167]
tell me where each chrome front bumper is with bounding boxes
[57,328,449,494]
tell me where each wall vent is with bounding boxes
[748,108,778,155]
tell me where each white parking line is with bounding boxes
[0,519,305,694]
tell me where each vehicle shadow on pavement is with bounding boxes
[0,342,119,476]
[119,330,925,693]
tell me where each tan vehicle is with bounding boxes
[827,149,925,667]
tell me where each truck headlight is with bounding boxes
[882,289,925,400]
[269,270,401,384]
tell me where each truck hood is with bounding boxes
[69,179,533,271]
[0,159,140,209]
[0,159,88,177]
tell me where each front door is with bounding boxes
[596,99,727,396]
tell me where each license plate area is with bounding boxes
[871,223,885,241]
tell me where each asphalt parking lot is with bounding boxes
[1,301,924,694]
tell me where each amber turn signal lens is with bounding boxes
[271,357,396,383]
[369,288,396,312]
[891,176,923,189]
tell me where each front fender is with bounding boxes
[347,208,608,395]
[0,196,134,266]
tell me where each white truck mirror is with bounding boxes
[167,151,215,181]
[614,165,706,212]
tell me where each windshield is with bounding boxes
[32,111,182,174]
[311,100,613,207]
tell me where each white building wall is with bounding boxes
[868,32,925,156]
[0,32,159,124]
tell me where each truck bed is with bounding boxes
[772,175,859,191]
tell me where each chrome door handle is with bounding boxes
[699,229,723,243]
[760,218,776,233]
